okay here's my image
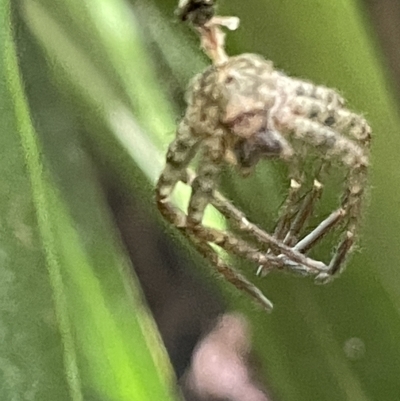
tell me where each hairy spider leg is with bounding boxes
[270,160,327,248]
[265,79,340,248]
[272,158,304,242]
[282,177,324,247]
[156,123,273,270]
[283,92,371,277]
[183,133,301,269]
[289,95,371,147]
[278,75,346,108]
[154,122,284,268]
[271,77,344,244]
[260,165,345,278]
[278,161,335,250]
[334,109,371,146]
[274,90,371,251]
[277,110,369,281]
[192,239,274,311]
[157,121,328,272]
[264,83,336,254]
[157,119,200,205]
[320,158,369,281]
[293,208,346,253]
[180,167,330,275]
[156,121,276,308]
[159,197,274,310]
[272,75,348,238]
[208,190,329,275]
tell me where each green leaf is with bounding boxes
[2,1,179,400]
[11,0,400,400]
[220,1,400,400]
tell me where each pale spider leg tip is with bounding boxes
[256,265,271,277]
[275,254,327,276]
[157,196,169,204]
[258,255,270,265]
[313,179,323,189]
[314,272,331,285]
[281,146,295,160]
[255,295,274,312]
[316,261,330,272]
[290,179,301,190]
[249,282,274,311]
[263,299,274,313]
[239,216,251,230]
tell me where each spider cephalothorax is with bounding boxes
[156,3,371,311]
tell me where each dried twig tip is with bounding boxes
[176,0,240,65]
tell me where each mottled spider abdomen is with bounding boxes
[187,54,275,132]
[185,54,292,165]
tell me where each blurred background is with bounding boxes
[2,0,400,400]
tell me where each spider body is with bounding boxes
[156,10,371,310]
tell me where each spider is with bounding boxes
[156,1,371,311]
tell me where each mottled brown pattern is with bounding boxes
[156,4,371,311]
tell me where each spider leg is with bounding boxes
[334,108,371,146]
[278,75,345,108]
[277,113,369,281]
[156,118,200,218]
[272,160,304,242]
[156,122,276,308]
[160,201,274,311]
[185,135,223,226]
[270,84,369,247]
[281,177,324,247]
[276,110,369,168]
[183,136,292,269]
[271,166,346,275]
[293,208,346,253]
[319,160,368,281]
[288,96,372,146]
[182,134,328,275]
[269,160,325,259]
[279,160,337,248]
[274,96,371,266]
[156,123,323,293]
[195,241,274,311]
[208,189,329,274]
[284,160,354,255]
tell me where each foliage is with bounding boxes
[1,0,400,400]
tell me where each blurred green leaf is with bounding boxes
[220,1,400,400]
[1,1,179,400]
[6,0,400,400]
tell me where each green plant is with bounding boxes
[2,0,400,400]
